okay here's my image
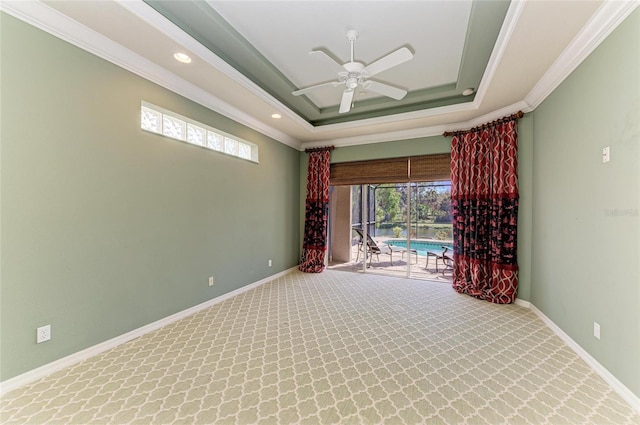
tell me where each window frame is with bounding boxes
[140,101,259,163]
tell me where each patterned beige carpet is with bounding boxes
[2,270,639,424]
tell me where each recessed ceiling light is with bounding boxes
[173,52,192,64]
[462,88,475,96]
[271,113,282,119]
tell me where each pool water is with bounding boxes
[385,239,453,257]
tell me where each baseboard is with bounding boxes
[4,270,638,415]
[0,266,298,396]
[528,304,640,413]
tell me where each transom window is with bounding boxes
[140,101,258,163]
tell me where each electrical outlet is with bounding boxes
[268,259,272,267]
[602,146,610,163]
[37,325,51,343]
[208,276,214,287]
[593,322,601,340]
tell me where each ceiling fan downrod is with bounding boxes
[344,30,363,90]
[346,29,358,63]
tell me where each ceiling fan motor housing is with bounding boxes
[341,62,365,89]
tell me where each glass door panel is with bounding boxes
[329,181,452,282]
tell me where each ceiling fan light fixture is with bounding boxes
[462,88,475,96]
[173,52,192,64]
[292,29,413,114]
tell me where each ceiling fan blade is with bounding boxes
[363,47,413,77]
[364,80,407,100]
[292,81,341,96]
[339,89,355,113]
[309,48,345,72]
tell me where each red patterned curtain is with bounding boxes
[448,115,520,304]
[299,148,333,273]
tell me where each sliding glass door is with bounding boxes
[326,154,452,280]
[329,181,452,280]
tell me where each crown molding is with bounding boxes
[125,0,514,135]
[305,0,638,147]
[0,0,522,145]
[459,100,533,129]
[525,0,640,110]
[300,100,531,150]
[310,100,478,135]
[300,0,528,148]
[2,0,636,151]
[0,0,303,151]
[472,0,527,107]
[116,0,314,135]
[301,125,448,150]
[300,1,526,136]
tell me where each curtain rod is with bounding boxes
[443,111,524,137]
[304,146,335,153]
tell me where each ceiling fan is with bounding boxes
[292,30,413,114]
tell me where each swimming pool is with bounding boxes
[385,239,453,257]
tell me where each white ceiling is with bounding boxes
[2,0,637,151]
[208,1,473,108]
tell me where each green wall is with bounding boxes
[531,9,640,397]
[516,113,534,303]
[330,136,451,163]
[0,14,301,381]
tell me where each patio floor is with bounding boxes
[327,238,453,283]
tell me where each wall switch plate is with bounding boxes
[268,260,272,267]
[208,276,214,287]
[602,146,610,163]
[593,322,601,339]
[37,325,51,343]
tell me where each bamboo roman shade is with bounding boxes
[409,154,451,182]
[330,157,408,185]
[329,154,450,185]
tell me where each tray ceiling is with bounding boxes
[145,0,508,126]
[3,0,636,149]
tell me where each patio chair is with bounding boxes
[441,250,454,275]
[426,246,454,274]
[353,228,395,266]
[400,248,419,264]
